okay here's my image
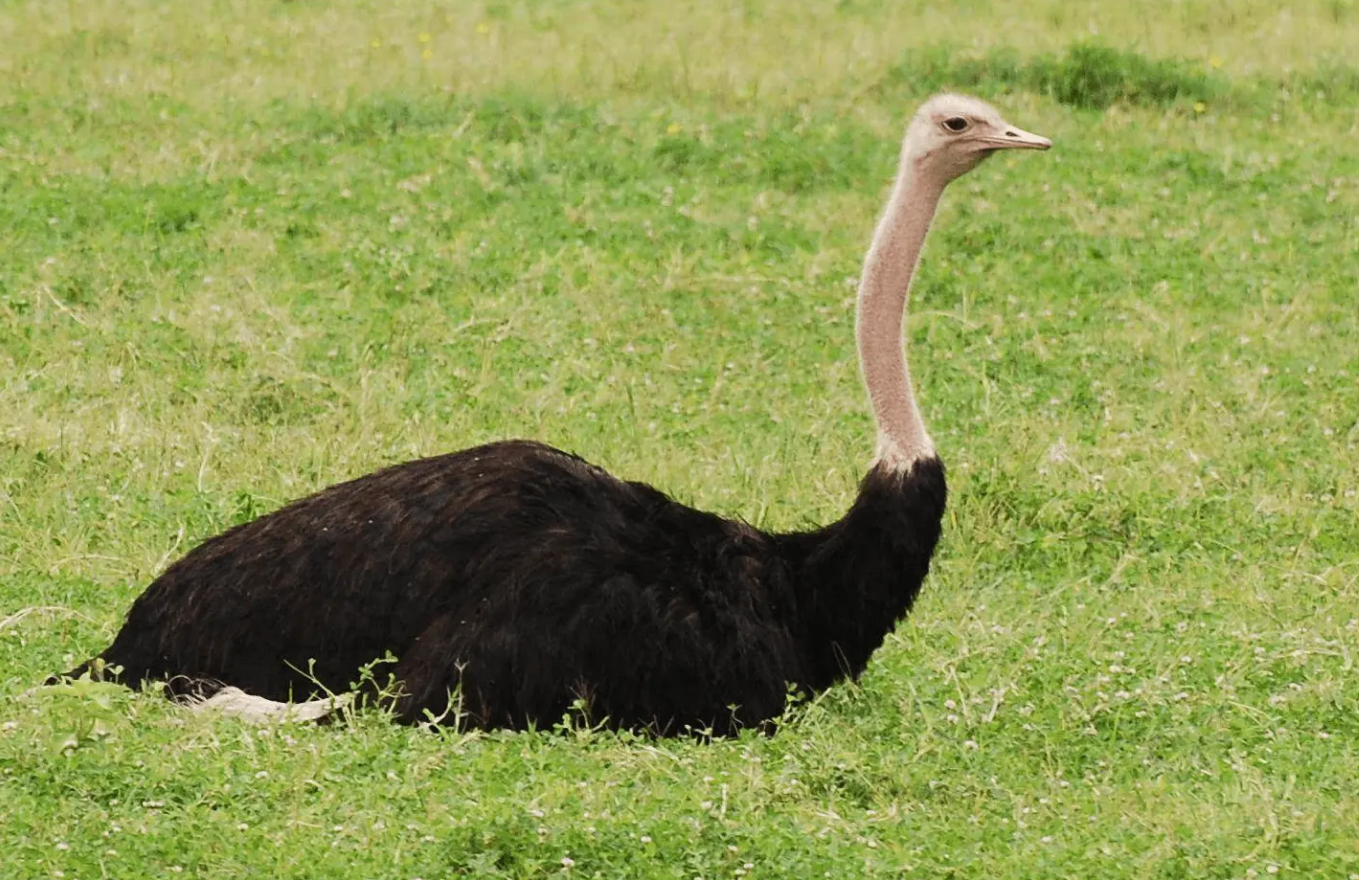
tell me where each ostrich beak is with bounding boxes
[988,123,1052,151]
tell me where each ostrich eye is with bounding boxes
[943,117,969,132]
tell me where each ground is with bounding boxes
[1,0,1357,877]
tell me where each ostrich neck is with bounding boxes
[855,159,944,472]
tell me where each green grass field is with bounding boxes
[3,0,1358,876]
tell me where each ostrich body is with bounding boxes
[62,95,1049,734]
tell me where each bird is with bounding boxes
[56,94,1050,735]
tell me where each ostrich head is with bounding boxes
[902,93,1051,183]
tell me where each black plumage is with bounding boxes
[56,91,1052,735]
[66,440,944,735]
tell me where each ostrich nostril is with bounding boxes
[1005,131,1019,137]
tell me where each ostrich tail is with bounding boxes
[47,648,156,691]
[45,660,94,686]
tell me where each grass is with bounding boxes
[2,0,1358,877]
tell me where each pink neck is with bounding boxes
[855,159,944,472]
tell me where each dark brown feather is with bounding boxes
[61,440,945,735]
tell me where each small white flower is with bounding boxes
[640,835,652,844]
[561,856,575,868]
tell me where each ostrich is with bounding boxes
[58,94,1049,734]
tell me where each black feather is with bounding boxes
[55,440,945,733]
[60,440,943,735]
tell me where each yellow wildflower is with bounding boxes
[370,37,382,49]
[1209,56,1223,69]
[475,22,490,35]
[422,48,432,61]
[419,32,431,44]
[666,123,682,135]
[1193,101,1206,113]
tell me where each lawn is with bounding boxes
[1,0,1357,877]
